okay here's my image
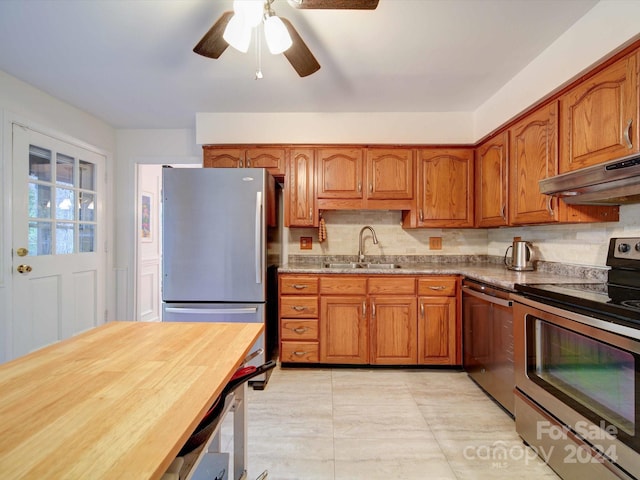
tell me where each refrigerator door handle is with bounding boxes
[164,307,258,315]
[255,191,263,284]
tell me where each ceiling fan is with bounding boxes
[193,0,379,77]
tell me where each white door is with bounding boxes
[11,124,106,358]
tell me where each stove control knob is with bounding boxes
[636,242,640,252]
[618,243,631,253]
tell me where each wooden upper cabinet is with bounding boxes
[414,148,474,228]
[366,148,414,200]
[316,148,363,199]
[475,132,509,227]
[316,147,414,210]
[202,146,285,177]
[246,148,285,175]
[203,147,242,168]
[285,149,316,227]
[509,102,559,225]
[560,51,639,172]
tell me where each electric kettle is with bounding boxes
[504,237,534,271]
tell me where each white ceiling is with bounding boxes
[0,0,599,130]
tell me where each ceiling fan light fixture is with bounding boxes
[223,14,252,53]
[233,0,264,28]
[264,15,292,54]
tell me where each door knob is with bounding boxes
[17,264,32,274]
[16,247,29,257]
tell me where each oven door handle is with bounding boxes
[462,286,513,308]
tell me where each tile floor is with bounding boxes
[225,367,560,480]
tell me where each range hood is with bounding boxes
[539,153,640,205]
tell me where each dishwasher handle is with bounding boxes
[462,285,513,308]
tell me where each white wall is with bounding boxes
[0,70,116,363]
[196,112,475,145]
[114,129,201,320]
[474,0,640,139]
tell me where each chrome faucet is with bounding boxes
[358,226,379,262]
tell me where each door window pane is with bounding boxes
[29,145,52,182]
[78,192,95,221]
[56,153,75,186]
[56,189,75,220]
[28,221,52,255]
[79,224,95,252]
[79,160,95,190]
[56,223,74,254]
[28,183,52,219]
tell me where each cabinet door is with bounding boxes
[320,296,368,364]
[203,147,243,168]
[246,147,285,176]
[418,296,457,365]
[370,296,417,365]
[475,132,509,227]
[417,148,474,227]
[285,149,316,227]
[560,52,639,172]
[366,148,414,200]
[509,102,559,225]
[316,148,363,199]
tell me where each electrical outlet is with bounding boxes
[300,237,312,250]
[429,237,442,250]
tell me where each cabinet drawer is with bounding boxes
[368,276,416,295]
[280,275,319,295]
[280,296,318,318]
[418,277,457,296]
[319,276,367,295]
[281,342,319,363]
[281,320,318,340]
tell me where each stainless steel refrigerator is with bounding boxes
[162,167,280,388]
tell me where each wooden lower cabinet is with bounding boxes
[370,296,417,364]
[320,296,368,364]
[418,296,457,365]
[279,273,460,366]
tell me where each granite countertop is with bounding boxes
[278,256,608,291]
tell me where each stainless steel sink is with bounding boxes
[323,262,401,269]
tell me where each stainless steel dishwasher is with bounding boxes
[462,278,515,416]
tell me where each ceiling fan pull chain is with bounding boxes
[255,23,264,79]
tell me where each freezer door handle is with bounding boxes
[255,191,263,284]
[164,307,259,315]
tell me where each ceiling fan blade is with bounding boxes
[288,0,379,9]
[280,17,321,77]
[193,11,233,59]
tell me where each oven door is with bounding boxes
[514,296,640,477]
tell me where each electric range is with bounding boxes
[514,237,640,328]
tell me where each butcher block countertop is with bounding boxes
[0,321,263,480]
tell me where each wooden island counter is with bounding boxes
[0,321,263,479]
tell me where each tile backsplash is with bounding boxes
[285,203,640,268]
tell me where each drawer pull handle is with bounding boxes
[362,301,366,319]
[291,284,308,289]
[292,306,307,311]
[428,286,446,291]
[293,351,307,357]
[293,327,308,334]
[419,209,424,222]
[420,303,425,318]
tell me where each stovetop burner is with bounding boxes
[514,237,640,328]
